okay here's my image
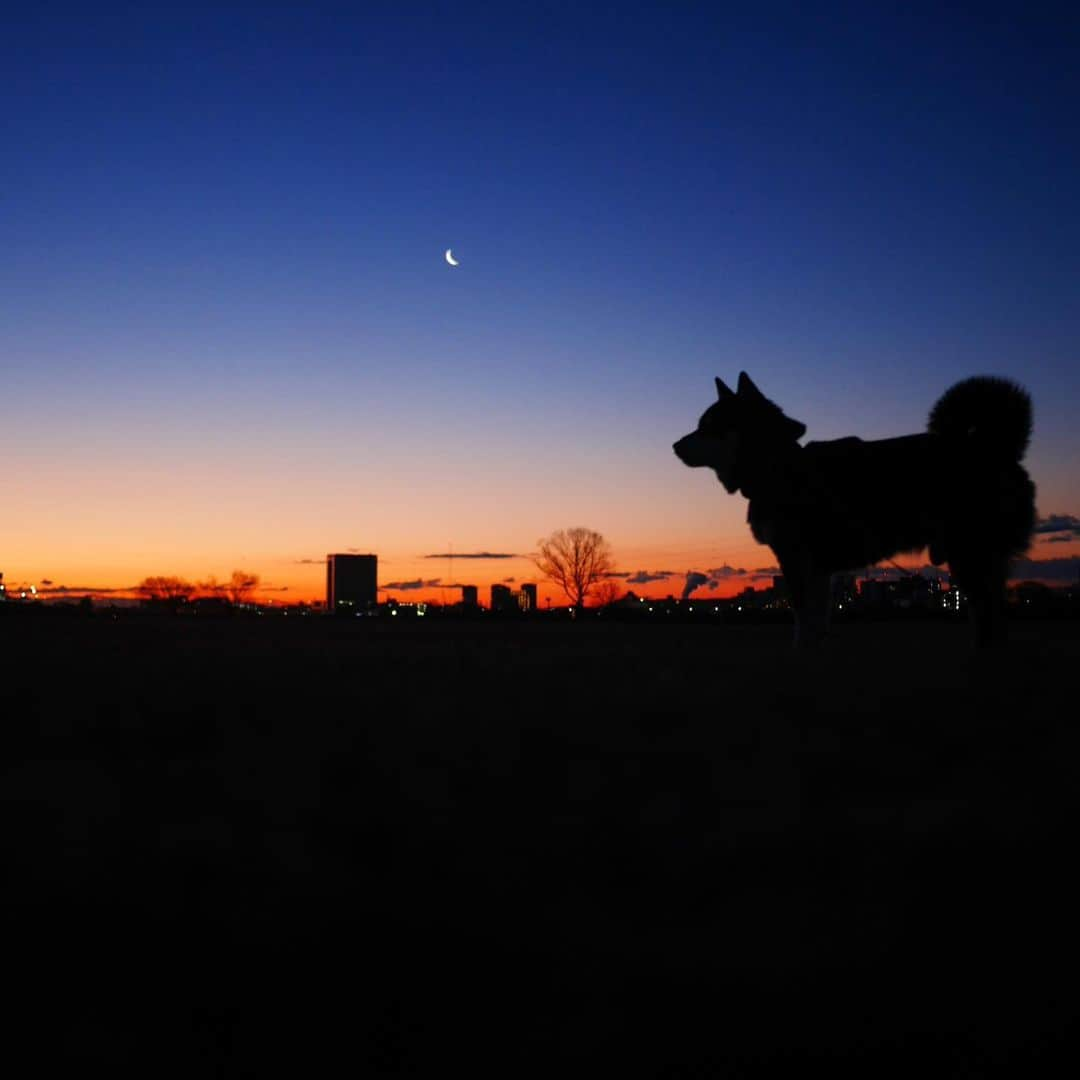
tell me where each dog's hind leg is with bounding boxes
[949,554,1010,649]
[796,572,831,648]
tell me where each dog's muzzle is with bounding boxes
[673,432,703,466]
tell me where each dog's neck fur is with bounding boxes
[732,436,804,501]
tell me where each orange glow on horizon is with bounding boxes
[2,518,779,605]
[5,536,1076,608]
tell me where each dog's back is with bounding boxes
[763,427,1033,574]
[760,433,946,571]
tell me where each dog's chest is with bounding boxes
[748,511,777,547]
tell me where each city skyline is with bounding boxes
[4,536,1078,609]
[3,7,1078,602]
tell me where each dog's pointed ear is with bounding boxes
[786,418,808,441]
[737,371,765,400]
[714,377,735,400]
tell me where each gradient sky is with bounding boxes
[3,4,1078,604]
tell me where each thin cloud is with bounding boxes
[626,570,674,585]
[1034,513,1080,536]
[295,558,327,565]
[662,565,781,591]
[423,552,520,559]
[34,585,136,595]
[382,578,441,591]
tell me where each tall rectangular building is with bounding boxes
[490,583,515,612]
[327,554,378,612]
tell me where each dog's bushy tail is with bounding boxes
[927,376,1032,461]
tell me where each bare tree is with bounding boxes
[533,527,615,614]
[226,570,260,605]
[136,576,196,603]
[196,575,224,599]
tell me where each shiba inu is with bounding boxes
[673,372,1036,647]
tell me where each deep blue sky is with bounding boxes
[3,4,1078,592]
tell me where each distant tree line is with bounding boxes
[136,570,260,605]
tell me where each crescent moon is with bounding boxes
[445,249,459,267]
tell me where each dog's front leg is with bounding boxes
[793,576,831,647]
[780,555,831,648]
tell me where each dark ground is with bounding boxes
[3,611,1077,1075]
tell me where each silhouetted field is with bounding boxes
[3,614,1077,1074]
